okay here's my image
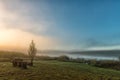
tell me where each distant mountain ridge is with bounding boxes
[38,50,120,57]
[70,50,120,57]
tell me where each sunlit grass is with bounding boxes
[0,60,119,80]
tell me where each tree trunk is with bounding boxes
[30,58,33,66]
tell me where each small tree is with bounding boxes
[28,40,37,66]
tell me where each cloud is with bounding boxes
[87,45,120,51]
[82,38,107,47]
[0,1,58,51]
[83,38,120,51]
[0,0,54,34]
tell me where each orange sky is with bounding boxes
[0,28,58,51]
[0,1,59,51]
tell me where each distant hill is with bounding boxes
[69,50,120,57]
[38,50,120,57]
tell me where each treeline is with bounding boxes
[36,55,120,70]
[0,51,27,62]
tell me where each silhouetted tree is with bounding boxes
[28,40,37,66]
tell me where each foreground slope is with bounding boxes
[0,61,120,80]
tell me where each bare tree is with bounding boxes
[28,40,37,66]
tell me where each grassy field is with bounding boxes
[0,60,120,80]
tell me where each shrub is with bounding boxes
[57,55,70,61]
[94,60,120,70]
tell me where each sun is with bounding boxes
[0,29,12,45]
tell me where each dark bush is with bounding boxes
[57,55,70,61]
[94,60,120,70]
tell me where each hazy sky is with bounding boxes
[0,0,120,51]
